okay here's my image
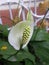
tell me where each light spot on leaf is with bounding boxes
[1,45,7,51]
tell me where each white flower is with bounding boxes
[8,11,34,50]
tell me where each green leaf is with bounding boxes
[35,46,49,61]
[31,41,49,64]
[25,59,34,65]
[0,55,3,59]
[0,40,16,59]
[0,24,9,37]
[0,58,22,65]
[15,50,35,63]
[31,29,49,41]
[30,41,49,50]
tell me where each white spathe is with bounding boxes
[8,11,34,50]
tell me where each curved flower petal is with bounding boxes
[8,21,34,50]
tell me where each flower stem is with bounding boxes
[33,8,49,40]
[7,50,20,60]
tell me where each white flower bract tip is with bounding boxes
[8,11,34,50]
